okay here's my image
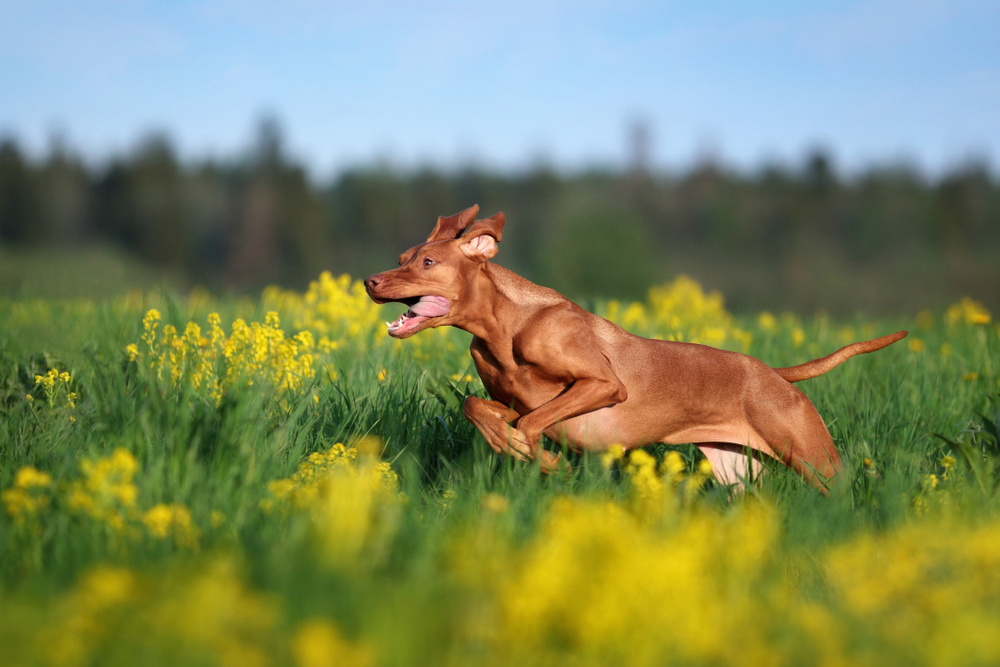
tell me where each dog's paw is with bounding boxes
[538,449,569,475]
[504,424,535,460]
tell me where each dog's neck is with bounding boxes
[452,263,567,344]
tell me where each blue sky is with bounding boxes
[1,0,997,178]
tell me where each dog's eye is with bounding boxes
[423,258,435,267]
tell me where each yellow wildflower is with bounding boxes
[482,493,509,513]
[292,619,376,667]
[661,451,686,477]
[143,503,200,549]
[67,449,140,532]
[263,271,383,342]
[791,327,805,347]
[2,465,53,523]
[945,297,991,326]
[624,449,664,509]
[41,566,136,667]
[438,488,458,512]
[600,444,625,469]
[757,311,777,332]
[261,443,402,566]
[14,466,52,489]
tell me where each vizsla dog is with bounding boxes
[364,205,907,488]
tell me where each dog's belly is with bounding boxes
[546,402,767,456]
[543,404,696,451]
[545,407,626,451]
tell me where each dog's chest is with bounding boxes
[470,337,562,411]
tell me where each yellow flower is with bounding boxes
[791,327,805,347]
[438,488,458,512]
[353,435,384,459]
[945,297,991,326]
[600,444,625,469]
[601,276,750,347]
[625,449,664,508]
[490,496,779,664]
[377,368,387,382]
[909,338,926,353]
[2,465,53,522]
[131,306,318,406]
[482,493,510,513]
[143,503,200,549]
[67,449,140,532]
[291,619,376,667]
[143,504,177,538]
[14,466,52,489]
[661,451,686,477]
[757,311,777,332]
[260,443,402,567]
[142,308,162,351]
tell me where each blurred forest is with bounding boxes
[1,119,998,315]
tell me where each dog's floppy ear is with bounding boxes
[426,204,480,242]
[460,212,504,261]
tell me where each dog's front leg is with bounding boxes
[463,396,528,459]
[516,376,627,448]
[463,397,564,472]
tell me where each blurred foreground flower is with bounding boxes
[262,440,403,568]
[31,559,368,667]
[2,466,53,524]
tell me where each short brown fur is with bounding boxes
[365,205,907,488]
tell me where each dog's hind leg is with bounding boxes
[697,443,764,488]
[746,385,843,490]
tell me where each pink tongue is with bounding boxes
[410,296,450,317]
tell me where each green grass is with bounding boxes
[1,288,999,666]
[0,244,187,300]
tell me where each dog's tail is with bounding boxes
[773,330,908,383]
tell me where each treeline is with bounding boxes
[1,120,998,313]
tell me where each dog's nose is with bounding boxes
[364,274,383,292]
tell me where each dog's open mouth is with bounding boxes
[385,295,451,337]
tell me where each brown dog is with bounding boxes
[364,205,906,488]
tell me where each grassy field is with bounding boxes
[1,271,999,667]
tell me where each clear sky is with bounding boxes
[1,0,998,178]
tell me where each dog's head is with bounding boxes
[364,204,505,338]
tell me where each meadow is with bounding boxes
[1,271,999,667]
